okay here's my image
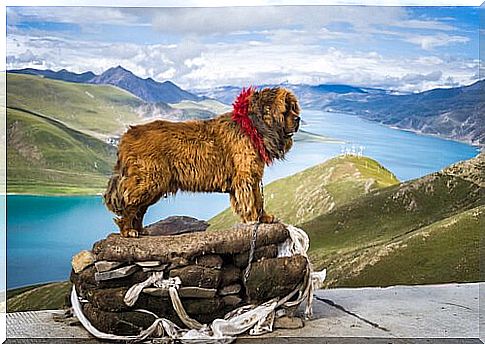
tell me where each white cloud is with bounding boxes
[8,6,461,37]
[149,6,412,34]
[389,18,456,31]
[6,31,479,92]
[178,41,478,92]
[405,33,470,50]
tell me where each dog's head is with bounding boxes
[248,87,301,160]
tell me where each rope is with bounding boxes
[243,222,259,285]
[242,180,266,285]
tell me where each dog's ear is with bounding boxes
[250,88,297,127]
[284,91,300,117]
[249,88,277,123]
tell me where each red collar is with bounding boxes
[231,87,271,165]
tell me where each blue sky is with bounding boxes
[6,5,482,91]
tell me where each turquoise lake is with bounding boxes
[6,111,479,289]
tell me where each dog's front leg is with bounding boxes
[253,185,275,224]
[230,182,275,224]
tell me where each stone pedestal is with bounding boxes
[69,217,308,336]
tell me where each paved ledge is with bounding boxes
[6,283,484,342]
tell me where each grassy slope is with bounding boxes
[7,107,116,194]
[209,155,399,230]
[304,154,484,287]
[336,205,483,287]
[210,153,483,287]
[7,282,71,312]
[7,73,142,138]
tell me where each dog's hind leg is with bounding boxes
[118,170,173,237]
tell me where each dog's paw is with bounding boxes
[260,213,276,224]
[120,228,139,238]
[127,229,139,238]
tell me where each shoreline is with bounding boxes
[387,125,483,149]
[6,192,103,197]
[322,109,483,149]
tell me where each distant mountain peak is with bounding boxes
[100,65,134,77]
[90,66,200,103]
[113,65,128,71]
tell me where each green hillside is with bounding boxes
[7,73,219,139]
[170,99,232,114]
[7,73,142,138]
[210,153,483,288]
[304,153,484,287]
[209,155,399,230]
[335,205,483,287]
[7,281,71,312]
[7,107,116,194]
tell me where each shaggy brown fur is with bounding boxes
[104,87,300,237]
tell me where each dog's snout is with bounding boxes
[295,117,300,132]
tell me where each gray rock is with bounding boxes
[274,316,304,329]
[219,283,241,296]
[143,287,217,299]
[94,265,138,282]
[140,216,209,236]
[95,261,124,273]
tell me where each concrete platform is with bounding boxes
[6,283,484,343]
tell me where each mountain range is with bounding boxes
[323,80,484,146]
[8,67,96,83]
[90,66,201,103]
[9,66,484,146]
[9,66,201,104]
[194,83,378,107]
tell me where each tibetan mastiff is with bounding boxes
[104,87,300,237]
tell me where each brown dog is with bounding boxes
[104,87,300,237]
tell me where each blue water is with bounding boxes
[6,110,479,289]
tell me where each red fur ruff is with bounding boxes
[231,87,271,165]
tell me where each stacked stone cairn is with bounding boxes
[70,216,308,336]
